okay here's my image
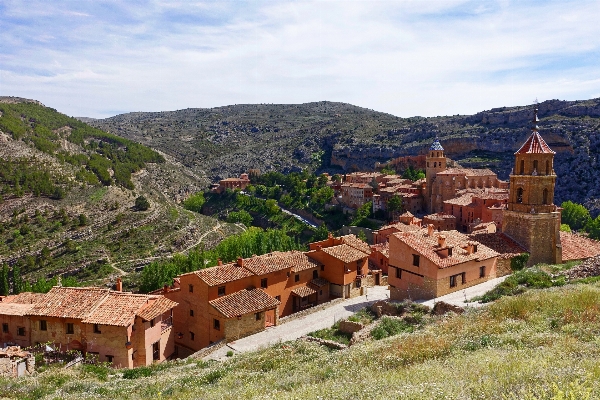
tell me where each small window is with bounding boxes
[261,278,268,289]
[450,275,457,288]
[190,331,195,341]
[150,319,155,327]
[321,265,324,271]
[189,284,194,293]
[313,270,318,279]
[66,323,74,334]
[461,272,466,284]
[395,267,401,279]
[412,254,420,267]
[319,290,323,295]
[106,355,114,363]
[295,274,299,282]
[2,323,8,333]
[190,309,194,317]
[275,295,281,301]
[93,324,101,334]
[17,327,25,336]
[255,312,261,321]
[213,319,220,331]
[152,341,160,361]
[480,266,486,278]
[218,286,226,297]
[40,320,47,331]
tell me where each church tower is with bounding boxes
[502,106,562,265]
[425,138,446,213]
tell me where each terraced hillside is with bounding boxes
[90,98,600,214]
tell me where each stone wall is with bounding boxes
[503,211,561,265]
[338,320,364,334]
[189,339,226,360]
[279,298,345,325]
[496,258,513,277]
[301,336,347,350]
[0,354,34,377]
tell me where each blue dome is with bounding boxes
[430,139,444,151]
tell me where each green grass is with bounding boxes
[5,283,600,399]
[307,322,352,345]
[346,307,376,325]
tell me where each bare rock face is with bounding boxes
[562,255,600,279]
[432,301,465,316]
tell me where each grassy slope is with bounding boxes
[6,282,600,399]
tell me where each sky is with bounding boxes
[1,0,600,119]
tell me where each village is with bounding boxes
[2,108,600,374]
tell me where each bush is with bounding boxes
[510,253,530,271]
[371,317,413,340]
[183,192,205,213]
[134,196,150,211]
[122,366,153,379]
[226,350,234,357]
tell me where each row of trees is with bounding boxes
[560,201,600,239]
[139,227,303,293]
[0,264,79,296]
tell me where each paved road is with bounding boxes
[205,285,390,360]
[205,277,507,360]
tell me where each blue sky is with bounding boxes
[1,0,599,118]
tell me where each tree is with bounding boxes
[387,194,403,219]
[561,201,591,231]
[12,265,22,294]
[78,213,88,226]
[182,192,205,213]
[312,223,329,241]
[0,265,9,296]
[134,195,150,211]
[586,215,600,240]
[226,210,253,226]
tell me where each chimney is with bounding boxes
[116,278,123,292]
[427,224,434,237]
[163,285,169,294]
[217,258,223,266]
[466,243,474,255]
[437,235,446,248]
[237,257,244,267]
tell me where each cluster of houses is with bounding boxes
[2,107,600,371]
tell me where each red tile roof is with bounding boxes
[4,292,46,304]
[195,263,255,286]
[320,244,369,264]
[371,242,390,258]
[560,231,600,261]
[242,251,319,275]
[291,286,317,297]
[82,292,150,326]
[393,229,499,268]
[209,289,279,318]
[437,168,496,177]
[424,213,456,221]
[310,277,330,288]
[377,222,420,233]
[27,287,109,319]
[339,234,372,255]
[0,302,35,316]
[137,296,178,322]
[467,232,526,259]
[515,132,555,154]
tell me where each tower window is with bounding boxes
[533,160,538,172]
[543,188,549,205]
[546,160,550,175]
[517,188,523,203]
[434,162,437,168]
[520,160,524,175]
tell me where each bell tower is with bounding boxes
[425,137,446,213]
[502,106,562,265]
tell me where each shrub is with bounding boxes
[510,253,530,271]
[183,192,205,213]
[371,317,413,340]
[123,366,153,379]
[226,350,234,357]
[135,196,150,211]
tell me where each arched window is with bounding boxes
[427,162,429,167]
[546,160,550,175]
[517,188,523,203]
[520,160,524,175]
[543,188,548,205]
[434,162,437,168]
[533,160,538,173]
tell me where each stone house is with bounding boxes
[443,189,509,232]
[388,225,499,300]
[340,183,373,209]
[212,173,251,193]
[0,346,34,377]
[0,293,45,348]
[373,221,420,245]
[369,242,390,274]
[0,286,177,369]
[422,213,457,232]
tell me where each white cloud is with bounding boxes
[1,0,600,118]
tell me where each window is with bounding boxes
[189,284,193,293]
[152,341,160,361]
[546,160,550,175]
[150,319,155,327]
[66,323,74,334]
[213,319,220,331]
[543,188,548,205]
[448,247,453,257]
[295,274,299,282]
[17,327,25,336]
[189,309,194,317]
[261,278,268,289]
[40,320,47,331]
[275,295,281,302]
[395,267,402,279]
[520,160,524,174]
[218,286,226,297]
[313,270,318,279]
[321,265,324,271]
[2,323,7,333]
[533,160,538,172]
[412,254,420,267]
[93,324,101,334]
[255,312,262,321]
[517,187,523,203]
[450,275,457,288]
[190,331,195,341]
[480,266,486,278]
[106,355,113,363]
[319,290,323,295]
[461,272,466,284]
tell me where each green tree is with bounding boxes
[183,192,205,212]
[561,201,591,231]
[312,223,330,241]
[0,265,9,296]
[585,215,600,240]
[387,194,403,219]
[12,265,22,294]
[135,196,150,211]
[226,210,253,226]
[78,213,88,226]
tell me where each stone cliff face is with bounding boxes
[90,98,600,215]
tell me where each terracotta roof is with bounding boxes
[400,211,414,217]
[393,229,499,268]
[291,286,317,297]
[242,251,319,275]
[378,222,420,233]
[560,231,600,261]
[27,287,109,319]
[209,289,279,318]
[424,213,456,221]
[371,242,390,258]
[310,277,330,288]
[320,244,369,264]
[0,302,35,316]
[515,132,555,154]
[4,292,46,305]
[466,232,526,260]
[137,296,178,322]
[339,234,372,254]
[82,292,150,326]
[443,194,474,206]
[195,263,255,286]
[437,168,496,177]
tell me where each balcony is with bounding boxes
[161,316,173,333]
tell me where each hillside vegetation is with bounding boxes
[4,282,600,399]
[90,98,600,214]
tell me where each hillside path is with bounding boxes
[205,276,507,361]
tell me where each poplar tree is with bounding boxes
[0,264,9,296]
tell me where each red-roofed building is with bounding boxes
[212,173,251,193]
[559,231,600,262]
